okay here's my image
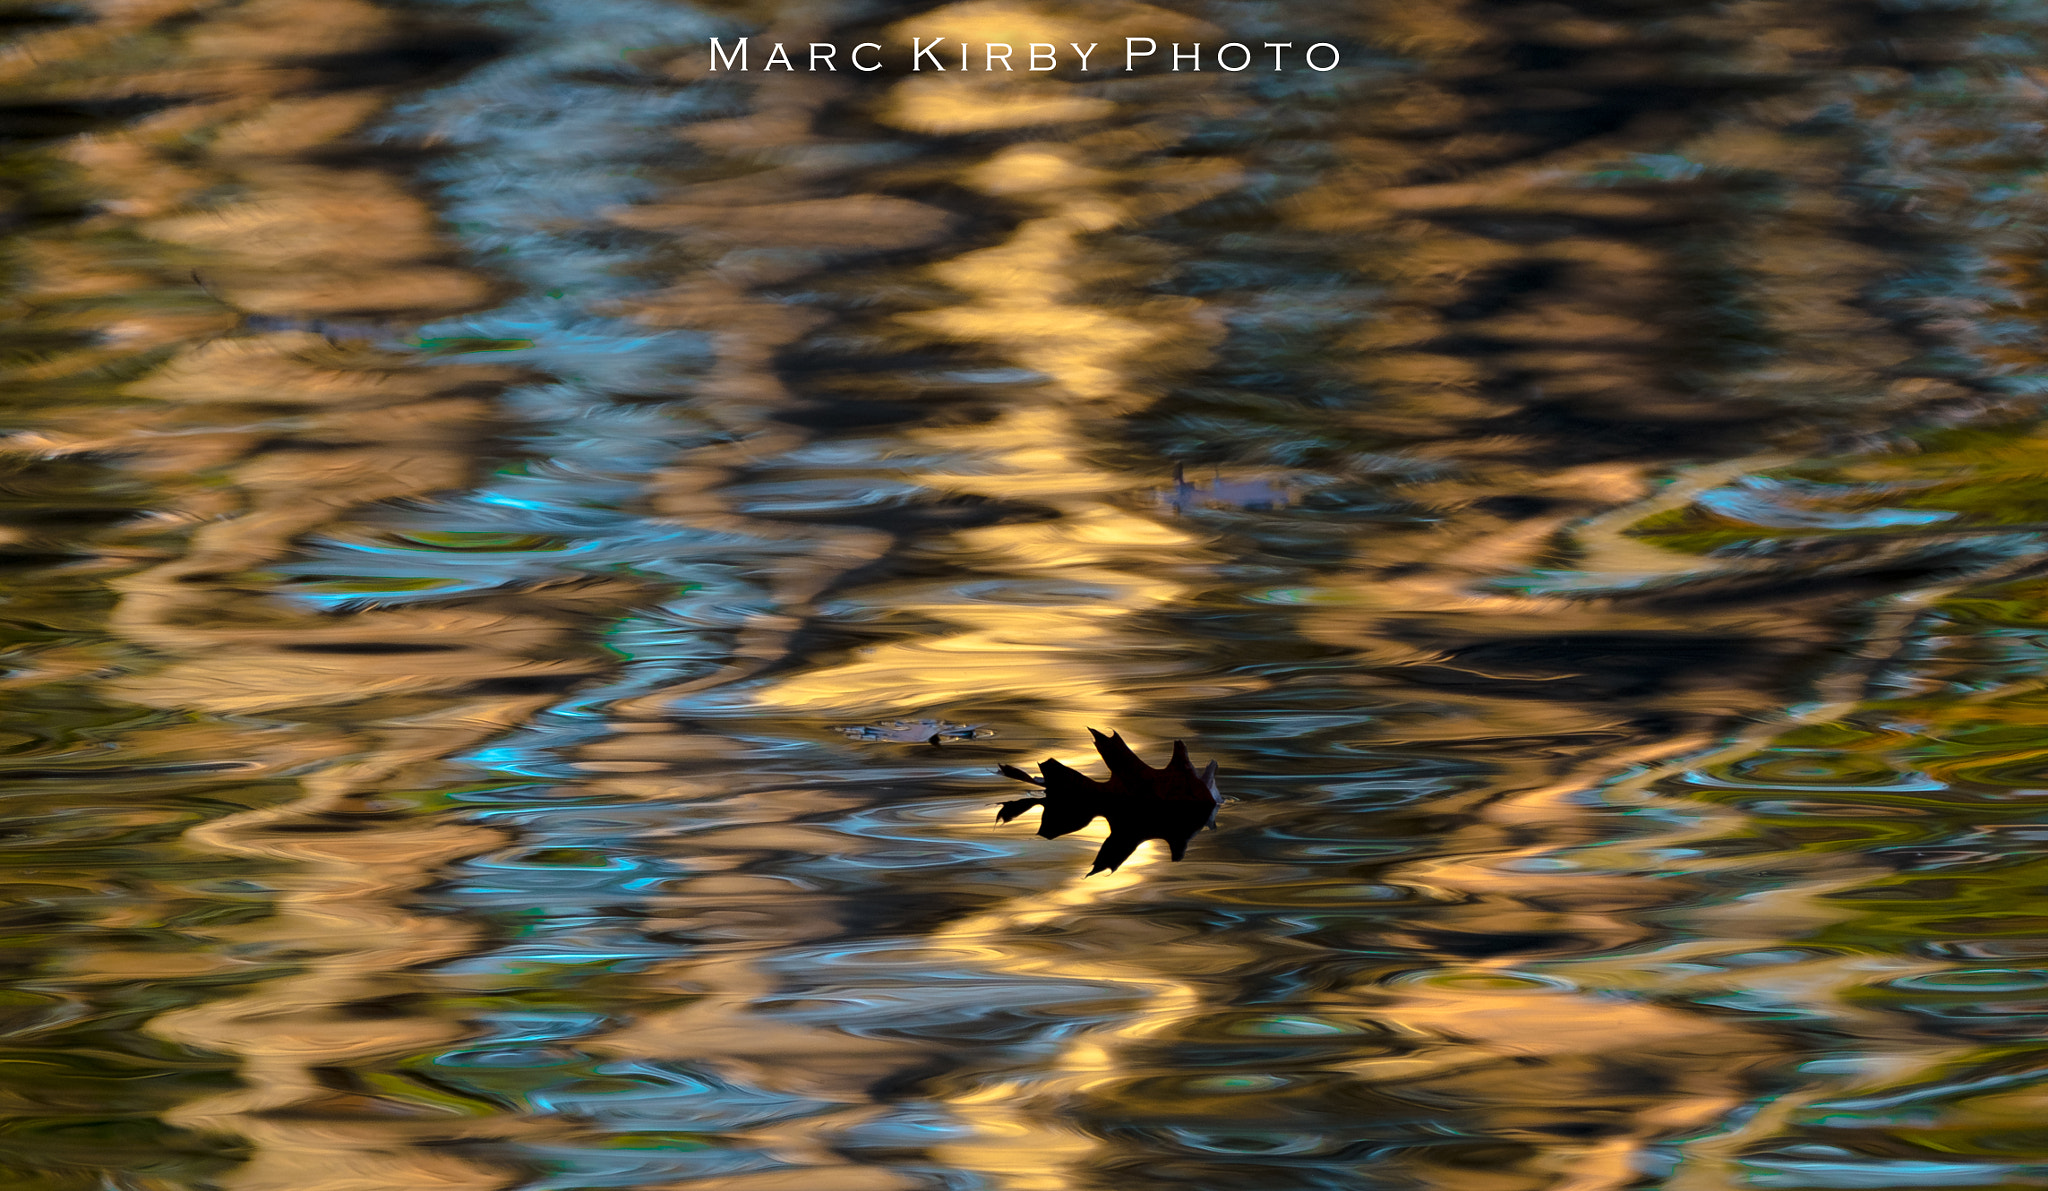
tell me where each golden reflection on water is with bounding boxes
[10,0,2048,1188]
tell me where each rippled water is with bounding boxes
[8,0,2048,1188]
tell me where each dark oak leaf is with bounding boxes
[994,729,1221,873]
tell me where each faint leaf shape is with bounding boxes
[840,719,987,744]
[1160,465,1292,513]
[996,728,1222,874]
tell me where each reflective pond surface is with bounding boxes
[7,0,2048,1187]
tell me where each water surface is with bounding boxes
[6,1,2048,1188]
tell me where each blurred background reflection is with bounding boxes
[6,0,2048,1188]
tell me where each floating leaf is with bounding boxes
[995,729,1222,874]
